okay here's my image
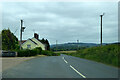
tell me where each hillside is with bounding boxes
[50,42,107,51]
[61,44,119,67]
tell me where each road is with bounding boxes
[2,54,119,78]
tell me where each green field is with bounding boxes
[61,44,119,67]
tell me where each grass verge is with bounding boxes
[61,44,120,68]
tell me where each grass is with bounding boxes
[61,44,120,68]
[36,55,46,57]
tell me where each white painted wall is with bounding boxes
[21,39,37,49]
[21,38,46,50]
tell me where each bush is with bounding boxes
[17,47,42,57]
[33,47,42,55]
[17,47,60,57]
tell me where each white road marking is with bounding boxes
[70,65,86,78]
[64,59,68,64]
[62,57,68,63]
[62,57,64,59]
[62,56,86,78]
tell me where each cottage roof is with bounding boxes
[29,39,38,45]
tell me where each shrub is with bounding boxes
[33,47,42,55]
[17,47,42,57]
[17,47,60,57]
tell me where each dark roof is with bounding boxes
[33,38,45,45]
[20,38,45,45]
[18,40,26,44]
[29,39,38,45]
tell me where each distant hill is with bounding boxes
[50,42,108,51]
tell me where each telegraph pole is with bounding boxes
[20,20,23,50]
[100,13,105,46]
[20,20,26,50]
[77,39,79,50]
[56,40,57,51]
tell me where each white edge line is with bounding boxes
[70,65,86,78]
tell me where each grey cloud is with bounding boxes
[2,2,118,44]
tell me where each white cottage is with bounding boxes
[21,33,46,50]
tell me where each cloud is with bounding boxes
[2,2,118,44]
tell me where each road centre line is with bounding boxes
[62,56,86,78]
[70,65,86,78]
[62,57,68,63]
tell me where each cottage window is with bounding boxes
[27,44,31,49]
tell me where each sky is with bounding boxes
[1,1,118,45]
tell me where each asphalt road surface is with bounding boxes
[2,54,119,78]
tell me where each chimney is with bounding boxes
[34,33,39,39]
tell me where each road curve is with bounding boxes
[2,54,119,78]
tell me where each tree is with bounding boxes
[40,38,50,50]
[41,38,46,43]
[2,29,19,50]
[45,39,50,50]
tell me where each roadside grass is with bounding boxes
[36,55,46,57]
[61,44,120,68]
[41,50,60,56]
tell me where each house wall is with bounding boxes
[21,38,46,50]
[21,40,37,50]
[31,38,45,50]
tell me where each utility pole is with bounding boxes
[20,20,26,50]
[56,40,57,51]
[77,40,79,50]
[100,13,105,46]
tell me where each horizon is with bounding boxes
[50,41,119,45]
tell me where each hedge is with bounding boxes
[17,47,60,57]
